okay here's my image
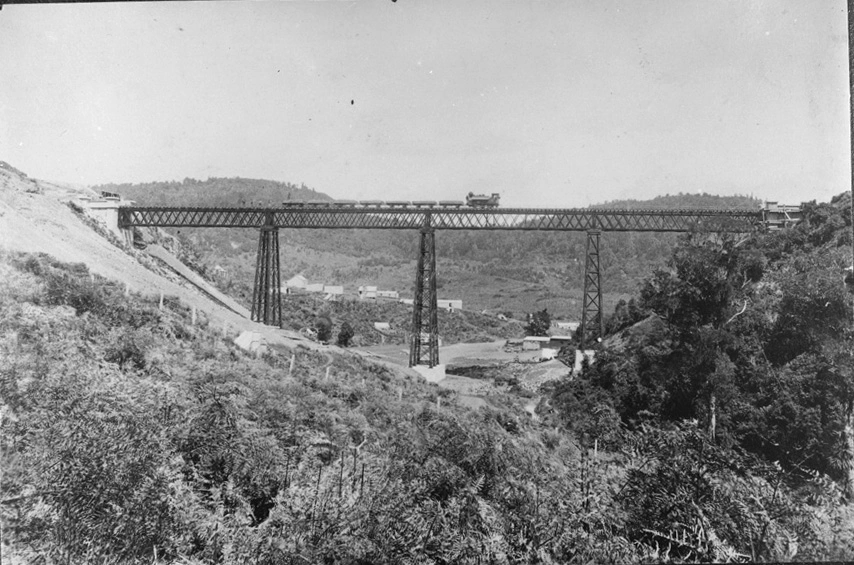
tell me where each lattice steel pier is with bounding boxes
[410,218,440,367]
[580,230,603,349]
[250,215,282,326]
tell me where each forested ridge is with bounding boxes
[2,187,854,562]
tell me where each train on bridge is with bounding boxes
[281,192,501,209]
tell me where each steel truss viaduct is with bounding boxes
[119,204,791,367]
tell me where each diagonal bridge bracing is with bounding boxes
[251,213,282,326]
[410,217,440,367]
[118,205,771,366]
[120,206,764,232]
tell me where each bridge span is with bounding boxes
[121,205,767,232]
[117,203,800,367]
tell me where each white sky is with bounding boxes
[0,0,849,207]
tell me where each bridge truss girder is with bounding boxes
[119,206,763,233]
[118,205,767,352]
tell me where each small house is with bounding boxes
[552,321,579,332]
[437,299,463,311]
[306,283,324,293]
[522,336,550,350]
[284,274,308,290]
[358,286,378,299]
[548,336,574,349]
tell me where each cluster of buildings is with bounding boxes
[506,320,582,361]
[282,274,343,299]
[358,286,399,300]
[283,274,463,310]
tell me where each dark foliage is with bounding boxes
[315,315,333,342]
[553,199,854,484]
[526,308,551,337]
[337,321,354,347]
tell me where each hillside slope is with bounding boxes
[0,164,322,354]
[4,239,851,563]
[4,164,853,562]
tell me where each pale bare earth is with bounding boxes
[361,339,541,366]
[0,168,340,358]
[360,339,570,409]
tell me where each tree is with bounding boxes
[526,308,551,337]
[562,224,854,479]
[337,321,354,347]
[315,316,333,343]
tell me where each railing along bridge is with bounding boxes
[118,203,800,367]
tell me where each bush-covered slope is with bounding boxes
[3,245,854,563]
[548,194,854,559]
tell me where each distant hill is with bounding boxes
[594,192,759,209]
[96,177,762,320]
[95,177,332,207]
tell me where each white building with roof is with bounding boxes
[522,336,550,350]
[358,286,378,299]
[437,299,462,311]
[283,274,308,293]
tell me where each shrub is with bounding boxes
[337,321,354,347]
[44,270,106,315]
[104,328,151,370]
[315,315,333,343]
[620,422,839,562]
[526,308,550,337]
[9,370,192,561]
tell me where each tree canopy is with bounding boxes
[526,308,551,337]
